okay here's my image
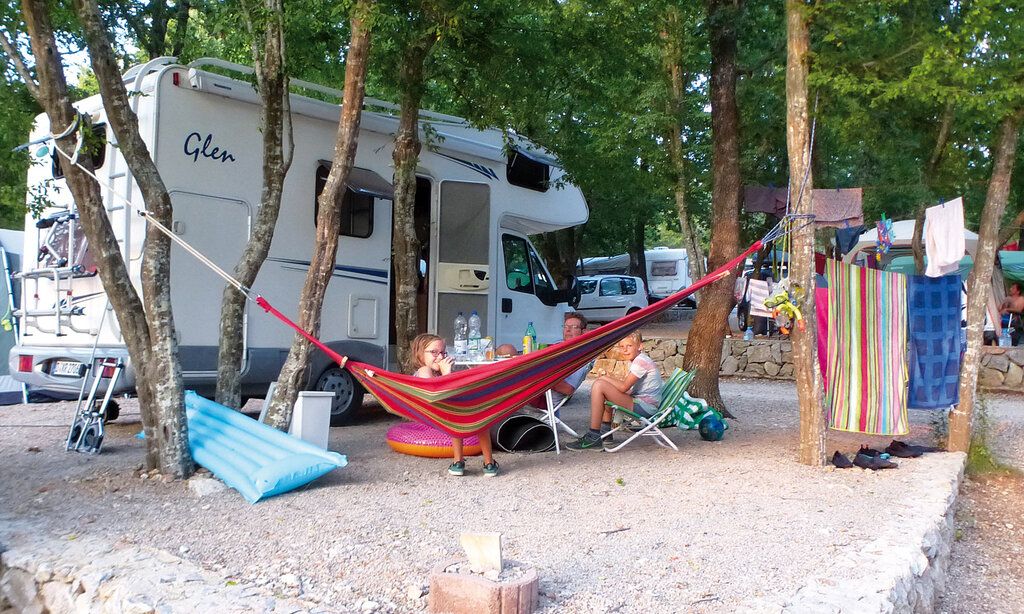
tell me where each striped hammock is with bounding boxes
[259,241,763,436]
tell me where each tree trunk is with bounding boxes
[216,0,293,408]
[629,214,647,283]
[948,110,1022,452]
[393,33,436,371]
[171,0,191,58]
[912,103,955,273]
[786,0,825,466]
[20,0,162,470]
[534,228,578,287]
[265,1,373,429]
[681,0,741,415]
[75,0,192,477]
[661,6,706,289]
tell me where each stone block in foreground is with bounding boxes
[429,559,538,614]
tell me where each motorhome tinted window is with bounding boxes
[622,278,637,295]
[600,278,622,296]
[314,165,374,238]
[650,261,677,277]
[502,235,533,293]
[52,123,107,179]
[506,151,550,192]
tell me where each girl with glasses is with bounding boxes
[410,333,499,477]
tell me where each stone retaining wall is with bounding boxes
[593,338,1024,394]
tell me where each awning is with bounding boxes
[318,161,394,200]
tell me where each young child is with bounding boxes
[567,331,663,451]
[410,333,499,477]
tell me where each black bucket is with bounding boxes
[493,414,555,453]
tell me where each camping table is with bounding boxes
[452,356,578,453]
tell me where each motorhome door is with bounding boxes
[434,181,489,343]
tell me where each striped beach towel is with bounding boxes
[824,260,909,436]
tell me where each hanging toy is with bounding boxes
[763,278,806,335]
[875,214,894,263]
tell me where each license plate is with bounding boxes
[51,360,85,377]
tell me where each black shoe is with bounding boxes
[886,440,938,457]
[854,453,898,470]
[831,451,853,468]
[566,432,603,451]
[858,445,885,457]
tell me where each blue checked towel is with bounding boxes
[907,274,962,409]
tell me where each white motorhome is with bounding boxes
[9,57,587,423]
[579,247,693,304]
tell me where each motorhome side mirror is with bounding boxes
[540,276,581,308]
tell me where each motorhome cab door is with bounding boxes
[497,232,565,347]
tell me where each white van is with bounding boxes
[579,247,694,306]
[9,57,587,422]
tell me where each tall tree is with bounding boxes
[681,0,742,414]
[388,1,438,371]
[118,0,193,59]
[215,0,293,408]
[15,0,191,476]
[661,4,706,287]
[785,0,825,466]
[264,0,374,429]
[949,110,1021,451]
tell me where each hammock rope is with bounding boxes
[43,122,808,436]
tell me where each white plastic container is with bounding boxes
[289,391,334,449]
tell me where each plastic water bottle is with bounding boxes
[999,328,1012,348]
[453,312,468,356]
[468,311,482,359]
[526,321,537,349]
[744,326,754,342]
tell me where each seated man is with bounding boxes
[546,312,591,408]
[1000,282,1024,316]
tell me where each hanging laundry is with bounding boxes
[824,261,910,436]
[906,274,962,409]
[811,188,864,227]
[835,224,866,255]
[743,186,789,216]
[815,287,828,379]
[745,278,773,317]
[925,197,966,277]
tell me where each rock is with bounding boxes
[721,356,740,376]
[1004,363,1023,388]
[987,353,1010,373]
[406,585,425,601]
[1007,348,1024,366]
[1,568,43,612]
[770,344,782,364]
[279,573,301,588]
[187,476,227,497]
[648,348,666,361]
[745,364,766,376]
[121,595,156,614]
[359,599,380,612]
[764,362,781,377]
[460,532,502,573]
[979,368,1005,388]
[747,344,773,363]
[780,364,795,377]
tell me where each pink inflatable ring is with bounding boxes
[386,422,482,458]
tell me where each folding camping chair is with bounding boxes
[544,389,579,453]
[601,368,695,453]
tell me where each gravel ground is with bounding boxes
[0,379,970,613]
[939,392,1024,614]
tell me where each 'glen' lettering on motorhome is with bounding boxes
[183,132,237,164]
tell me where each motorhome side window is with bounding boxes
[314,164,373,238]
[650,261,677,277]
[506,151,550,192]
[502,234,556,296]
[52,123,107,179]
[502,235,533,293]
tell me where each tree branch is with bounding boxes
[0,27,40,98]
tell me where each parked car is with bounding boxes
[576,275,649,323]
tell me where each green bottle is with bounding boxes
[525,321,537,348]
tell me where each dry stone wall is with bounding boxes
[592,339,1024,394]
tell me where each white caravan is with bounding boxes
[579,247,693,303]
[9,57,587,423]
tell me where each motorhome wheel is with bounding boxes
[314,367,364,426]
